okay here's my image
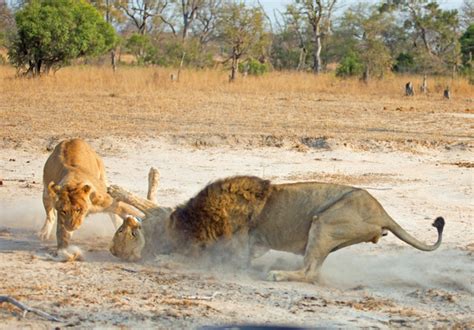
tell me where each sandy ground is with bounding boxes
[0,137,473,328]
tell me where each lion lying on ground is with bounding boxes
[109,174,444,283]
[39,138,141,261]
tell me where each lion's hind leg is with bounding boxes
[267,191,384,283]
[266,215,331,283]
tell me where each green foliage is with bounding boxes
[335,51,363,77]
[218,2,269,80]
[270,3,312,70]
[397,1,461,73]
[393,52,415,73]
[239,58,269,75]
[218,2,268,58]
[338,3,394,81]
[125,35,213,68]
[156,39,213,68]
[460,24,474,67]
[8,0,117,75]
[125,33,154,65]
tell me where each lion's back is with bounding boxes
[43,139,105,185]
[253,182,366,252]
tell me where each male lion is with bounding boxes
[109,175,444,283]
[39,138,140,260]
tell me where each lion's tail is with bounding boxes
[385,216,444,251]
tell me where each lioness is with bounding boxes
[109,176,444,283]
[39,139,140,260]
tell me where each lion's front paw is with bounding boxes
[266,270,285,282]
[38,227,52,241]
[46,246,84,262]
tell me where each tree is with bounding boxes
[177,0,204,40]
[88,0,124,24]
[460,0,474,30]
[87,0,125,71]
[125,33,154,64]
[218,1,269,82]
[194,0,221,46]
[460,24,473,67]
[8,0,117,76]
[339,3,394,82]
[117,0,173,35]
[278,4,311,70]
[396,0,461,74]
[0,1,14,48]
[288,0,337,73]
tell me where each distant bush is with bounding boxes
[336,51,363,77]
[393,52,416,73]
[460,24,473,69]
[125,34,154,65]
[239,58,269,75]
[8,0,117,76]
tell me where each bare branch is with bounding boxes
[0,296,63,323]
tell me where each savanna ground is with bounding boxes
[0,66,473,328]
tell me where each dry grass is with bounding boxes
[1,65,472,151]
[1,65,472,96]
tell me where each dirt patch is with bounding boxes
[448,161,474,168]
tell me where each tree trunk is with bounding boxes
[177,51,186,82]
[35,60,42,76]
[111,49,116,72]
[312,25,322,74]
[182,14,189,40]
[297,47,306,71]
[229,52,238,82]
[420,74,427,93]
[362,66,369,84]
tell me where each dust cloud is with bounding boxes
[0,198,117,239]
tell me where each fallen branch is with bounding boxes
[180,292,221,301]
[120,267,139,273]
[0,296,63,322]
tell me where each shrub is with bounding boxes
[336,51,363,77]
[239,58,269,76]
[393,52,416,73]
[8,0,117,76]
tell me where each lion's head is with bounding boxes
[48,181,92,231]
[110,216,145,261]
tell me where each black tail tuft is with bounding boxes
[432,217,445,235]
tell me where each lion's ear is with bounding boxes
[89,191,103,204]
[47,181,61,199]
[82,185,92,194]
[125,216,140,229]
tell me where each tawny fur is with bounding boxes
[39,138,140,255]
[169,176,273,246]
[109,175,444,284]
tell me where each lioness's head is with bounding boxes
[110,216,145,261]
[48,181,92,231]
